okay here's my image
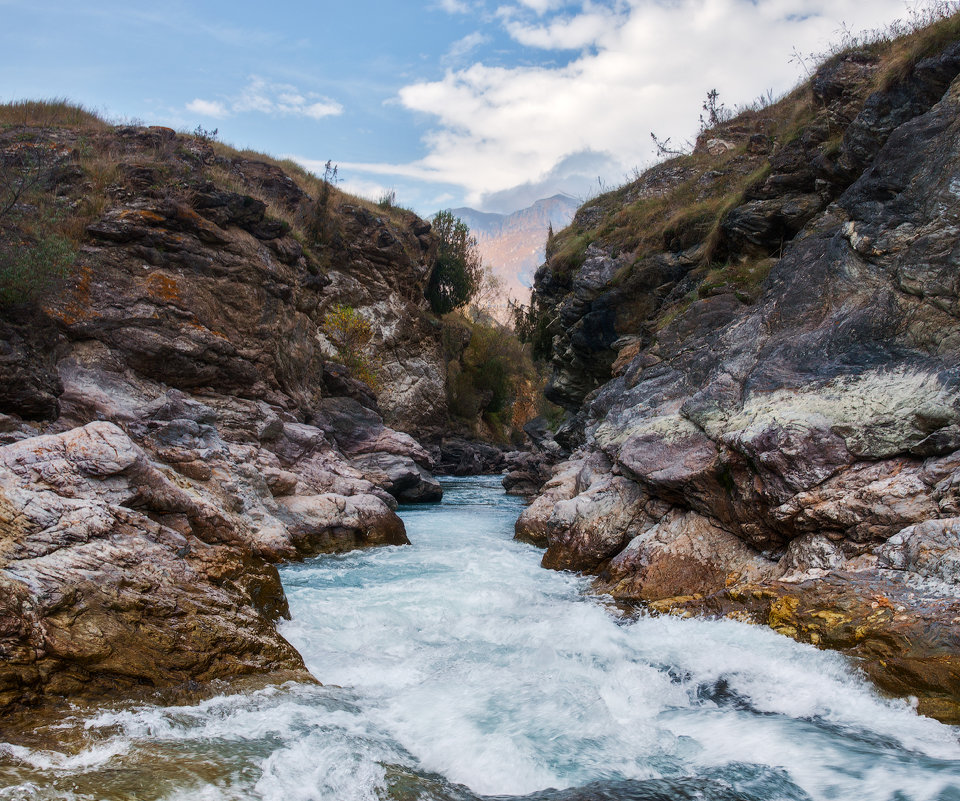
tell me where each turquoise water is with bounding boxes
[1,476,959,800]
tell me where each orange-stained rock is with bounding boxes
[642,572,960,725]
[0,423,309,712]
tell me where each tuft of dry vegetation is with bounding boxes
[789,1,960,90]
[524,5,960,364]
[877,4,960,88]
[547,144,771,285]
[0,99,108,131]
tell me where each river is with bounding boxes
[2,475,959,800]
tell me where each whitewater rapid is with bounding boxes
[1,475,958,801]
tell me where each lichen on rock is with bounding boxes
[519,33,960,721]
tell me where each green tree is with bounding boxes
[426,210,482,315]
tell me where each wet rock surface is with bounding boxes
[522,43,960,719]
[0,126,447,710]
[0,423,309,710]
[435,437,506,475]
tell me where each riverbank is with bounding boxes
[1,477,958,801]
[518,25,960,723]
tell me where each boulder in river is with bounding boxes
[0,422,310,710]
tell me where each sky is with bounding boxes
[0,0,931,214]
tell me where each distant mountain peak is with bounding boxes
[447,195,579,305]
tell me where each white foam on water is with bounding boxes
[253,735,390,801]
[160,787,246,801]
[0,782,85,801]
[0,739,130,772]
[2,476,958,801]
[278,477,960,798]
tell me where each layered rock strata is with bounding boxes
[0,124,445,710]
[520,37,960,721]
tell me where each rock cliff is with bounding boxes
[0,120,445,709]
[521,22,960,722]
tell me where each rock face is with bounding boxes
[501,450,553,496]
[0,423,308,709]
[320,204,448,436]
[436,437,506,476]
[522,36,960,720]
[317,397,442,502]
[0,123,446,710]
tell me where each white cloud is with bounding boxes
[508,0,569,15]
[185,98,228,118]
[234,77,344,117]
[504,6,623,49]
[349,0,907,208]
[314,159,440,182]
[186,77,343,121]
[435,0,473,12]
[480,149,621,210]
[445,31,492,64]
[335,176,395,203]
[304,101,344,119]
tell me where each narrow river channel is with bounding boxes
[2,476,960,800]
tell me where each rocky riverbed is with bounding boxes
[2,477,958,801]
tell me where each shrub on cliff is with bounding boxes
[442,311,544,443]
[0,142,76,307]
[0,228,75,307]
[426,210,482,315]
[322,304,379,388]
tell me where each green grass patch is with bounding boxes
[697,257,777,303]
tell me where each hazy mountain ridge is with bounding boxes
[451,194,579,302]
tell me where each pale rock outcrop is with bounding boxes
[514,458,585,548]
[276,492,407,556]
[0,423,309,710]
[323,205,447,436]
[879,517,960,585]
[542,475,647,571]
[501,451,553,497]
